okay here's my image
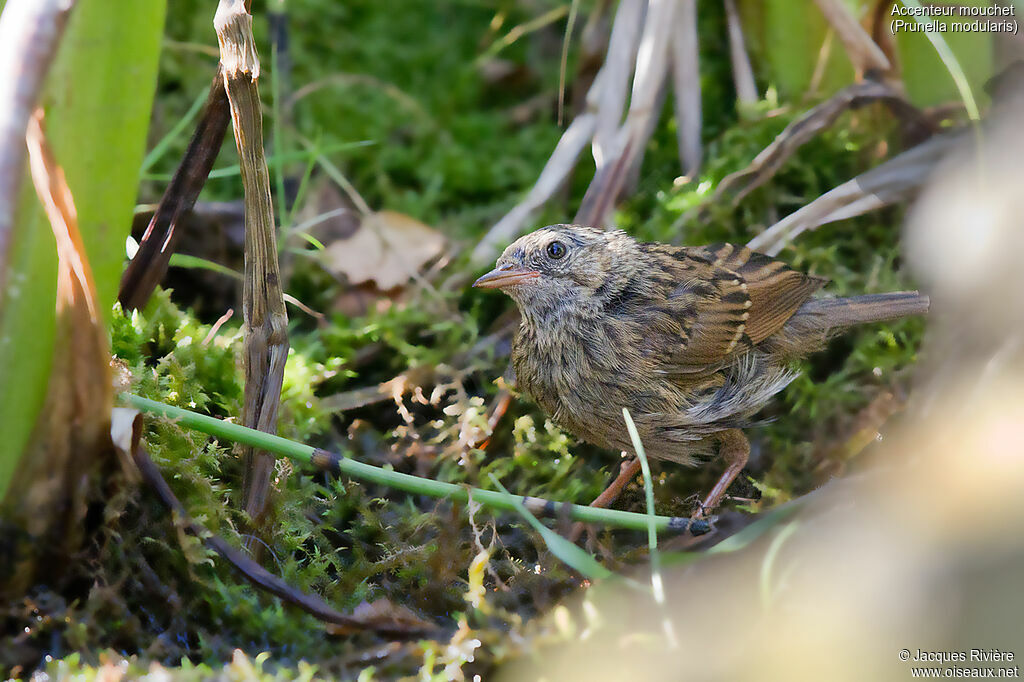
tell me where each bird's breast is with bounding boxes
[512,313,665,430]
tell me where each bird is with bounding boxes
[473,224,929,517]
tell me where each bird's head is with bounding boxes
[474,224,639,316]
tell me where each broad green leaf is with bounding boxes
[0,0,167,497]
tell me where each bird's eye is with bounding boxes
[546,241,567,260]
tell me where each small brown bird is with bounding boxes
[474,224,928,515]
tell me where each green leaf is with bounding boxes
[488,475,613,581]
[0,0,166,497]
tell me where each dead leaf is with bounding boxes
[319,209,445,290]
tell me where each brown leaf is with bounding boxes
[319,209,445,290]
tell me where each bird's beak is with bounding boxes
[473,264,541,289]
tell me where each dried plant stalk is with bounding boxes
[214,0,290,522]
[724,0,757,105]
[471,0,646,266]
[575,0,676,227]
[813,0,891,75]
[713,80,914,207]
[470,112,597,266]
[0,0,76,294]
[670,0,701,177]
[118,69,230,311]
[747,131,963,256]
[592,0,646,168]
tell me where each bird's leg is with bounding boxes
[693,429,750,518]
[589,453,642,509]
[568,453,642,542]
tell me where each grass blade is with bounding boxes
[899,0,980,121]
[489,474,613,581]
[139,87,207,174]
[622,407,677,647]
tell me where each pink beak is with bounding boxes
[473,264,540,289]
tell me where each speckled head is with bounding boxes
[473,225,638,314]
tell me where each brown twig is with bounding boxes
[117,71,231,311]
[746,130,963,256]
[130,436,435,636]
[711,80,929,209]
[0,0,77,296]
[214,0,290,522]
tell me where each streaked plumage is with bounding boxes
[475,224,928,476]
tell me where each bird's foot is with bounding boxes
[568,455,642,543]
[691,428,751,520]
[689,497,711,521]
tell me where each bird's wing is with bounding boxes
[646,242,826,373]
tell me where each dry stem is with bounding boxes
[0,0,76,295]
[214,0,290,522]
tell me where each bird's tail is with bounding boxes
[766,291,929,357]
[795,291,930,329]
